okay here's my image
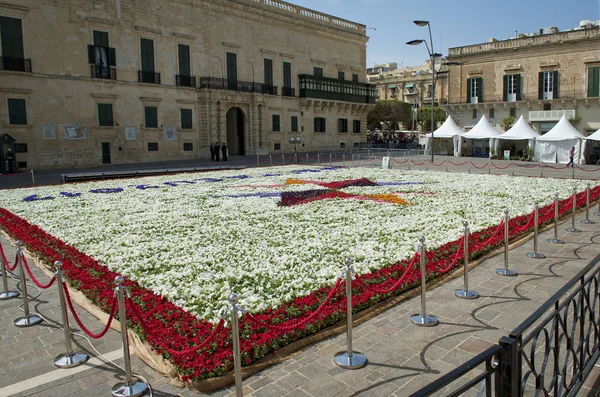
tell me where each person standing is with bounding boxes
[567,146,575,168]
[215,142,220,162]
[210,143,215,161]
[5,148,15,173]
[221,142,228,162]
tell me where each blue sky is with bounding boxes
[290,0,600,67]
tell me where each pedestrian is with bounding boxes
[567,146,575,168]
[221,142,228,161]
[215,142,220,162]
[210,143,215,161]
[5,148,15,173]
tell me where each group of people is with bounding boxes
[210,142,228,162]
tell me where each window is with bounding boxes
[467,78,482,104]
[338,118,348,133]
[0,17,26,72]
[314,117,326,133]
[8,98,26,125]
[509,107,516,117]
[472,109,477,119]
[353,120,361,133]
[314,67,323,77]
[227,52,237,90]
[144,106,158,128]
[352,74,359,82]
[140,38,155,73]
[354,142,360,148]
[14,143,27,153]
[543,103,552,111]
[539,71,558,100]
[587,66,600,97]
[180,109,192,129]
[338,71,345,80]
[264,58,273,86]
[282,61,292,95]
[427,84,433,98]
[291,116,298,132]
[88,30,116,79]
[98,103,113,126]
[274,143,281,151]
[489,108,495,119]
[503,74,521,102]
[183,143,193,151]
[178,44,190,76]
[272,114,280,132]
[147,142,158,151]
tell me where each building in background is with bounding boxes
[444,20,600,133]
[0,0,376,170]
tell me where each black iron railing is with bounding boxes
[199,77,278,94]
[138,71,161,84]
[281,87,295,97]
[91,65,117,80]
[0,56,31,72]
[299,74,377,104]
[176,75,196,88]
[410,254,600,397]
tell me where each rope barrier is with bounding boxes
[539,202,556,218]
[543,163,570,170]
[471,221,504,249]
[575,165,600,173]
[392,158,409,164]
[429,160,447,167]
[490,162,513,170]
[512,211,535,233]
[353,252,419,295]
[514,162,540,168]
[410,159,428,166]
[448,160,469,166]
[436,236,465,274]
[63,283,117,339]
[21,255,56,289]
[0,245,19,271]
[469,161,489,170]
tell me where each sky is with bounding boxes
[289,0,600,68]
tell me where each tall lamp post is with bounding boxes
[407,20,441,162]
[290,137,301,164]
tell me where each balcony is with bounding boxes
[176,75,196,88]
[138,71,161,84]
[282,87,295,97]
[0,57,31,72]
[91,65,117,80]
[529,109,576,122]
[199,77,278,94]
[299,74,377,104]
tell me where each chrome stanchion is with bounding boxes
[54,261,89,368]
[329,153,333,166]
[14,241,43,327]
[269,155,272,166]
[410,236,438,327]
[256,155,259,166]
[454,221,478,299]
[343,154,346,167]
[540,161,544,178]
[595,192,600,216]
[548,193,565,244]
[566,188,581,233]
[31,169,35,185]
[496,210,518,277]
[229,294,244,397]
[581,184,595,224]
[0,245,19,300]
[282,153,285,165]
[526,203,546,259]
[306,153,309,164]
[317,153,320,164]
[111,276,148,397]
[334,258,368,369]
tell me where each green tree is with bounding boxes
[367,100,413,131]
[499,116,515,131]
[569,115,582,127]
[416,107,446,132]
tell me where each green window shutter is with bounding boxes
[553,70,559,99]
[88,45,95,64]
[352,74,359,82]
[314,118,318,132]
[178,44,190,76]
[93,31,109,47]
[467,79,472,103]
[283,62,291,88]
[181,109,192,129]
[108,47,116,67]
[272,115,280,131]
[0,17,24,58]
[538,72,544,100]
[98,104,113,126]
[353,120,361,133]
[477,78,483,103]
[338,71,345,80]
[264,59,273,86]
[314,67,323,77]
[515,74,522,101]
[8,98,26,125]
[588,67,600,97]
[145,106,158,128]
[226,52,237,82]
[291,116,298,132]
[503,75,509,101]
[140,38,155,73]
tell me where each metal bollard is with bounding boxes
[111,276,148,397]
[317,153,320,164]
[14,241,43,327]
[496,210,518,277]
[282,153,285,165]
[306,153,309,164]
[0,245,19,300]
[54,261,89,368]
[343,154,346,167]
[410,236,439,327]
[548,193,565,244]
[334,258,368,369]
[329,153,332,166]
[526,203,546,259]
[540,161,544,178]
[269,155,272,166]
[229,294,244,397]
[580,184,595,224]
[566,188,581,233]
[454,222,479,299]
[256,155,259,166]
[31,169,35,185]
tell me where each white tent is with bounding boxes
[585,128,600,141]
[497,116,540,160]
[460,115,502,158]
[425,116,464,157]
[534,115,586,164]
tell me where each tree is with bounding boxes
[367,100,413,131]
[416,107,446,132]
[499,116,515,131]
[569,115,582,127]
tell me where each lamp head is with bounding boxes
[406,39,424,46]
[413,20,430,27]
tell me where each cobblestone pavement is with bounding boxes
[1,164,599,396]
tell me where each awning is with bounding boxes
[388,85,397,89]
[404,83,415,89]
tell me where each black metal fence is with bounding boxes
[410,254,600,397]
[199,77,278,95]
[176,74,196,88]
[0,56,31,72]
[138,70,161,84]
[91,65,117,80]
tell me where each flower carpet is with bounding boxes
[0,166,596,382]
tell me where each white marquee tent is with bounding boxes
[497,116,540,159]
[425,115,464,156]
[585,128,600,141]
[534,115,586,164]
[460,115,502,158]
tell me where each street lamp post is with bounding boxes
[290,137,301,164]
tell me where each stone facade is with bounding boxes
[445,25,600,133]
[0,0,375,170]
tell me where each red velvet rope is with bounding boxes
[539,202,556,218]
[410,159,428,166]
[471,221,504,249]
[512,211,535,233]
[544,163,569,170]
[490,161,513,170]
[429,160,447,167]
[353,252,419,295]
[63,283,117,339]
[0,245,18,271]
[448,161,469,166]
[469,161,489,170]
[436,236,465,274]
[575,165,600,172]
[21,255,56,289]
[392,159,409,164]
[514,162,540,168]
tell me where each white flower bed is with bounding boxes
[0,166,588,321]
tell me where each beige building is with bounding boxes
[0,0,376,171]
[444,21,600,133]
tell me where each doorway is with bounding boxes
[226,107,245,155]
[101,142,111,164]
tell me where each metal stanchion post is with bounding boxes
[566,188,581,233]
[581,184,595,224]
[410,236,438,326]
[269,155,272,166]
[306,153,309,164]
[0,245,19,300]
[14,241,43,327]
[54,261,89,368]
[282,153,285,165]
[526,203,545,259]
[111,276,148,397]
[31,169,35,185]
[540,161,544,178]
[329,153,332,166]
[454,222,478,299]
[548,193,565,244]
[595,191,600,216]
[496,210,518,277]
[229,294,244,397]
[256,155,259,166]
[317,153,320,164]
[334,258,368,369]
[343,154,346,167]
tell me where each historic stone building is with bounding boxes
[0,0,376,170]
[444,21,600,133]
